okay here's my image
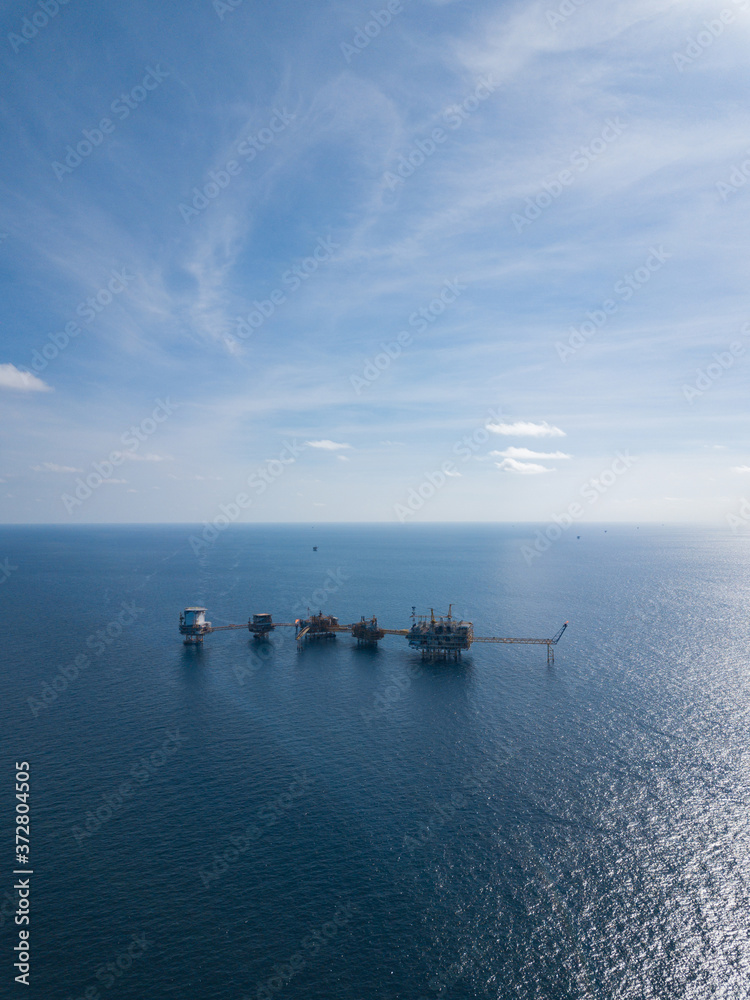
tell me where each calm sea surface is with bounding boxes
[2,524,749,999]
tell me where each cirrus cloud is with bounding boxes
[490,447,571,460]
[486,421,565,438]
[305,439,353,450]
[496,458,554,474]
[31,462,81,473]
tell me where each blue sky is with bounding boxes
[2,0,750,524]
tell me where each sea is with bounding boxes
[1,523,749,999]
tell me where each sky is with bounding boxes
[1,0,750,525]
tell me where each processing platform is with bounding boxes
[179,604,568,662]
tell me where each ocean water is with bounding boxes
[2,523,750,999]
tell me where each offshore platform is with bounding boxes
[179,605,568,663]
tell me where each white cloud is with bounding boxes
[730,465,750,473]
[31,462,81,473]
[496,458,554,474]
[123,452,172,462]
[336,454,350,462]
[305,439,353,450]
[490,447,571,460]
[0,364,52,393]
[445,469,462,477]
[486,421,566,438]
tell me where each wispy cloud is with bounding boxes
[496,458,554,475]
[31,462,81,473]
[306,440,353,450]
[487,421,566,438]
[0,364,52,393]
[2,0,749,523]
[490,447,571,460]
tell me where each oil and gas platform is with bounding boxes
[179,604,568,663]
